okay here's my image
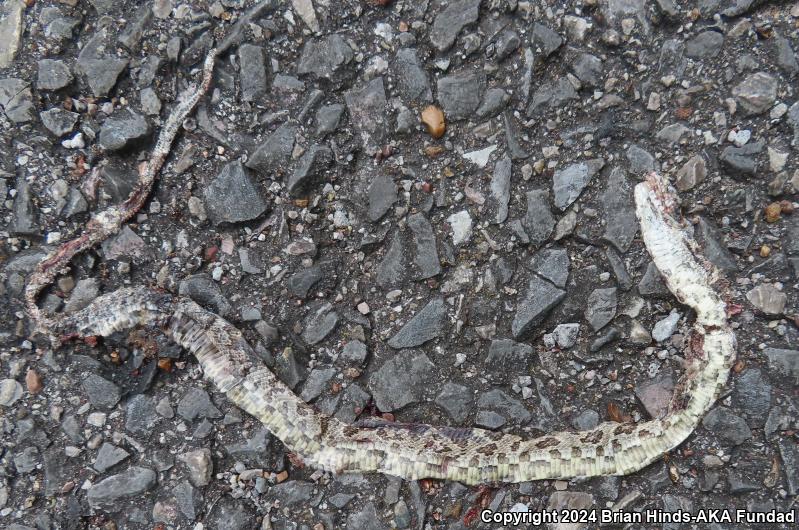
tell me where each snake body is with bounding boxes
[26,49,736,485]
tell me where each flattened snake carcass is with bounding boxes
[24,48,736,485]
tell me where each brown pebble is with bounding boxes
[764,202,781,223]
[780,200,794,214]
[26,369,43,394]
[424,145,444,157]
[760,245,771,258]
[276,470,289,483]
[421,105,446,138]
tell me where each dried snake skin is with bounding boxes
[45,173,736,485]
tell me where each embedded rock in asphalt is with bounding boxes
[530,247,569,288]
[732,72,778,116]
[601,167,638,253]
[408,213,441,279]
[87,466,157,507]
[521,190,555,248]
[490,154,512,224]
[368,350,435,411]
[82,373,121,410]
[297,34,353,80]
[512,275,566,339]
[77,29,129,97]
[367,173,397,222]
[701,407,752,446]
[246,122,297,173]
[388,298,446,348]
[345,77,388,151]
[203,160,267,225]
[429,0,481,52]
[585,287,617,331]
[393,48,432,103]
[98,109,150,151]
[435,382,472,423]
[436,70,485,121]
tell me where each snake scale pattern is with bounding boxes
[25,48,736,485]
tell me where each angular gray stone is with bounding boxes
[367,174,397,221]
[553,323,580,348]
[0,0,23,69]
[732,72,778,116]
[696,216,737,273]
[495,29,521,60]
[512,275,566,339]
[601,167,638,252]
[346,502,389,530]
[477,389,531,424]
[0,78,34,123]
[764,348,799,380]
[10,175,37,235]
[684,31,724,59]
[203,160,267,225]
[746,284,787,315]
[436,71,485,121]
[408,213,441,279]
[393,48,432,102]
[93,443,130,473]
[527,77,577,115]
[99,109,150,151]
[37,59,74,90]
[297,34,353,79]
[430,0,481,52]
[435,383,472,423]
[340,340,368,365]
[552,159,605,210]
[82,373,121,410]
[388,298,446,348]
[775,34,799,75]
[178,274,232,317]
[301,302,339,345]
[300,367,336,402]
[486,339,533,367]
[626,144,656,173]
[12,446,39,474]
[571,53,603,87]
[585,288,617,331]
[778,439,798,495]
[87,467,157,507]
[368,350,435,411]
[531,23,563,57]
[125,394,157,435]
[77,29,129,97]
[245,122,297,173]
[476,88,510,119]
[530,247,569,288]
[638,261,670,297]
[733,369,771,428]
[701,407,752,445]
[239,44,266,102]
[376,232,405,288]
[177,388,222,421]
[719,140,764,175]
[288,144,333,195]
[315,104,345,136]
[490,155,512,224]
[344,77,388,150]
[521,190,555,247]
[288,265,325,299]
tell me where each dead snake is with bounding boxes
[24,48,736,485]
